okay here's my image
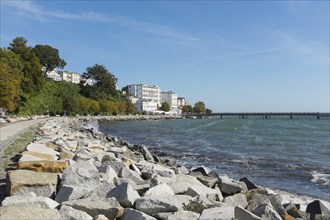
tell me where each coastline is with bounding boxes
[0,116,329,220]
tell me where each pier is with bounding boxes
[183,112,330,119]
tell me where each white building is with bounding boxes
[45,69,62,81]
[160,91,178,110]
[59,71,81,84]
[126,84,161,112]
[177,97,187,108]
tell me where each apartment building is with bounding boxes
[127,84,161,112]
[177,97,187,108]
[160,91,178,110]
[59,71,81,84]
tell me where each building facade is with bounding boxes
[160,91,178,110]
[127,84,161,112]
[59,71,81,84]
[177,97,186,108]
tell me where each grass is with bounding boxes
[0,125,40,177]
[183,200,216,214]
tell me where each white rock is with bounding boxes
[26,143,59,156]
[199,206,235,220]
[0,206,61,220]
[106,182,140,207]
[135,195,192,215]
[98,164,118,183]
[60,205,93,220]
[119,167,144,184]
[167,211,200,220]
[55,185,93,203]
[220,179,243,195]
[167,174,207,194]
[2,192,59,209]
[144,183,175,197]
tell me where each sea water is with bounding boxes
[98,117,330,205]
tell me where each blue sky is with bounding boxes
[1,0,329,112]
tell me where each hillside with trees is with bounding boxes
[0,37,136,116]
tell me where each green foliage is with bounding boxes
[183,201,215,214]
[193,101,206,114]
[32,44,66,73]
[8,37,45,95]
[160,101,171,112]
[182,105,193,113]
[80,64,119,101]
[0,49,23,112]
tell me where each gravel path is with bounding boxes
[0,118,49,149]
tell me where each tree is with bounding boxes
[160,102,171,112]
[32,44,66,74]
[193,101,206,114]
[182,105,193,113]
[80,64,119,101]
[206,108,212,115]
[8,37,44,95]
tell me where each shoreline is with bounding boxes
[1,116,329,220]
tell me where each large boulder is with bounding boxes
[185,184,223,202]
[1,192,59,209]
[106,182,140,207]
[21,151,57,161]
[197,175,220,188]
[119,167,144,184]
[144,182,175,197]
[220,179,243,196]
[167,174,206,194]
[139,145,154,162]
[199,206,235,220]
[252,204,282,220]
[235,206,262,220]
[306,200,330,217]
[63,196,124,220]
[0,206,60,220]
[18,160,69,173]
[60,159,101,187]
[59,205,93,220]
[135,195,192,215]
[55,185,93,203]
[6,170,59,198]
[121,208,157,220]
[239,177,258,190]
[223,193,248,208]
[26,143,59,158]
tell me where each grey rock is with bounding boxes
[197,175,220,188]
[224,193,248,208]
[59,205,93,220]
[63,197,124,220]
[94,214,109,220]
[106,182,140,207]
[135,195,192,215]
[167,174,205,194]
[252,204,282,220]
[119,167,144,184]
[176,165,189,175]
[239,177,258,190]
[98,164,118,183]
[235,206,262,220]
[26,142,59,157]
[185,184,223,202]
[199,206,235,220]
[285,203,310,220]
[220,179,243,196]
[55,185,93,203]
[61,159,101,188]
[140,145,154,162]
[121,208,157,220]
[104,160,126,175]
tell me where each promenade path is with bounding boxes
[0,118,49,149]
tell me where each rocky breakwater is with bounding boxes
[1,117,330,220]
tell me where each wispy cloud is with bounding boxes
[2,0,202,42]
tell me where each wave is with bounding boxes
[311,170,330,186]
[83,120,100,133]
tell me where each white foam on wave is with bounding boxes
[311,170,330,186]
[83,120,100,133]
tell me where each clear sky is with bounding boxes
[1,0,329,112]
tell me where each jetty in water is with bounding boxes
[184,112,330,119]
